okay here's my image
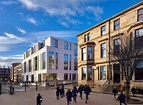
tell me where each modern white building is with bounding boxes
[21,36,77,82]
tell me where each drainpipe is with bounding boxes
[108,20,111,84]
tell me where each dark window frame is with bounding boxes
[56,52,58,70]
[114,19,120,30]
[101,43,106,58]
[81,47,86,60]
[84,35,87,42]
[64,41,68,50]
[87,33,90,41]
[82,67,86,80]
[114,38,120,54]
[137,8,143,21]
[101,25,106,36]
[135,28,143,49]
[29,60,31,72]
[87,46,93,60]
[64,73,68,80]
[64,54,68,70]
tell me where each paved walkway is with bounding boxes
[0,88,143,105]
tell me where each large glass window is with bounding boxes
[101,43,106,58]
[87,67,92,80]
[49,51,54,69]
[31,74,34,83]
[135,28,143,49]
[82,47,86,60]
[24,62,26,73]
[48,73,57,80]
[69,73,71,80]
[101,25,106,35]
[135,61,143,80]
[87,46,92,60]
[74,56,77,70]
[82,67,86,80]
[74,44,77,70]
[64,73,68,80]
[34,56,38,71]
[114,39,120,54]
[138,9,143,21]
[29,60,31,72]
[69,55,71,70]
[100,66,106,80]
[114,19,120,30]
[42,52,46,69]
[64,54,68,70]
[56,52,58,69]
[64,41,68,50]
[52,38,58,48]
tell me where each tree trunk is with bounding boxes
[125,81,130,100]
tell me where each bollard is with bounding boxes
[10,87,14,95]
[36,81,38,91]
[0,83,1,95]
[9,80,14,95]
[46,80,47,90]
[24,82,26,92]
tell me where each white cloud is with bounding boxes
[0,55,22,66]
[31,30,79,40]
[17,27,26,34]
[58,17,81,28]
[0,46,10,52]
[5,32,18,39]
[58,21,69,28]
[87,6,104,20]
[27,17,38,25]
[0,1,18,5]
[19,0,39,9]
[0,32,26,52]
[0,30,79,66]
[27,30,79,46]
[19,0,104,26]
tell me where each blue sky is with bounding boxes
[0,0,142,66]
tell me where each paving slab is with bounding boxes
[0,88,142,105]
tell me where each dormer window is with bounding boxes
[84,33,90,42]
[52,38,58,48]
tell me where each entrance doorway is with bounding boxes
[113,64,120,83]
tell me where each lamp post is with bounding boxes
[0,82,1,95]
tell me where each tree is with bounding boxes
[110,33,143,100]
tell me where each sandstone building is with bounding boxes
[77,2,143,87]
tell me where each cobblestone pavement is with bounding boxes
[0,88,143,105]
